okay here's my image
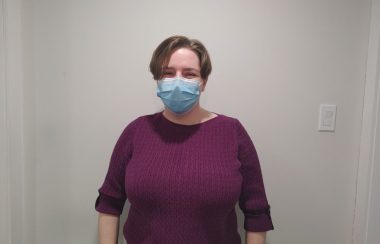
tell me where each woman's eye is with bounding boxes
[163,72,174,76]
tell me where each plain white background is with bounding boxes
[1,0,380,244]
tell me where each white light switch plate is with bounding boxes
[318,104,337,132]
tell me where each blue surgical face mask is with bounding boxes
[156,77,201,114]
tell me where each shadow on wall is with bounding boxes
[119,203,130,244]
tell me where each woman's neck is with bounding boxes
[162,104,216,125]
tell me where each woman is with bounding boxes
[95,35,274,244]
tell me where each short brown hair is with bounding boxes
[149,35,212,80]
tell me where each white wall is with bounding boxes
[1,0,36,244]
[367,79,380,244]
[361,0,380,243]
[0,0,10,243]
[2,0,374,243]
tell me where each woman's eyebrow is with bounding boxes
[183,68,200,72]
[163,67,174,70]
[164,67,200,73]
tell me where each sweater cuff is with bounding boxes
[95,192,125,216]
[244,207,274,232]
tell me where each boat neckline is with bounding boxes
[159,111,222,127]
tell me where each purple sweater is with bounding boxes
[95,111,273,243]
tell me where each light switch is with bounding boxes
[318,104,337,132]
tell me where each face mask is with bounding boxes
[156,77,201,114]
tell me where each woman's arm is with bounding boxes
[98,213,120,244]
[245,231,266,244]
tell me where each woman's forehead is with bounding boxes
[166,48,200,68]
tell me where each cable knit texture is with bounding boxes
[95,111,274,243]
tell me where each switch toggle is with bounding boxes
[318,104,337,132]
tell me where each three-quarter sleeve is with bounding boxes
[235,119,274,232]
[95,120,137,216]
